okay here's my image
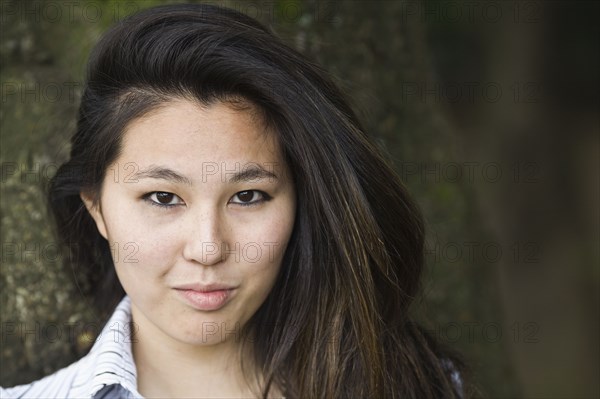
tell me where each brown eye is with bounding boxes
[237,191,255,202]
[156,192,174,204]
[145,191,183,207]
[230,190,270,206]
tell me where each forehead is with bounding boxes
[118,100,285,181]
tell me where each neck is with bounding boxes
[131,303,260,398]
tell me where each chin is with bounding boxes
[172,319,244,346]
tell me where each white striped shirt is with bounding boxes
[1,296,143,398]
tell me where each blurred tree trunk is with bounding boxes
[456,1,599,397]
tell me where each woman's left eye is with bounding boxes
[143,191,184,208]
[229,190,270,206]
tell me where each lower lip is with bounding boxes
[175,288,235,311]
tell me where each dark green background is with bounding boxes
[1,1,598,397]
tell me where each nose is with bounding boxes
[181,206,229,266]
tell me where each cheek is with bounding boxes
[103,212,180,279]
[236,210,294,265]
[235,214,295,298]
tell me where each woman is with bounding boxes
[2,3,466,398]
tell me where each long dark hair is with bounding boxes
[48,3,467,398]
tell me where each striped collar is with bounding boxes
[1,296,144,398]
[71,295,142,398]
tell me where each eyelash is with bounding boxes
[230,190,272,207]
[142,192,183,209]
[142,190,271,209]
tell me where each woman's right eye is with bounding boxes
[143,192,184,208]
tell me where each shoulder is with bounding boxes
[442,358,465,398]
[1,354,91,398]
[1,296,142,399]
[1,370,138,399]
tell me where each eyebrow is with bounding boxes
[132,166,193,186]
[131,164,278,185]
[228,166,278,184]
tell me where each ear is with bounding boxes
[80,191,108,240]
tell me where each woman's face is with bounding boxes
[83,99,296,347]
